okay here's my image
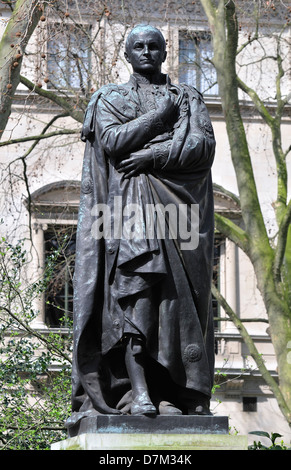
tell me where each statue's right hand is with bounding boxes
[156,93,178,122]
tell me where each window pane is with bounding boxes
[179,36,199,87]
[199,37,219,95]
[47,23,90,90]
[179,32,218,96]
[44,226,76,327]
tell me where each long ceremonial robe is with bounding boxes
[70,74,216,418]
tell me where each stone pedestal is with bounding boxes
[51,415,248,450]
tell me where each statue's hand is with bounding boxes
[156,92,179,123]
[116,148,153,179]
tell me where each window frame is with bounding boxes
[46,21,92,92]
[44,224,76,328]
[28,181,80,330]
[178,30,218,96]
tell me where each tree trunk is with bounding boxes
[200,0,291,424]
[0,0,45,139]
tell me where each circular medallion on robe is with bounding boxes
[197,116,215,139]
[81,177,93,194]
[183,344,202,363]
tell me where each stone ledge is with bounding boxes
[51,432,248,450]
[67,414,229,438]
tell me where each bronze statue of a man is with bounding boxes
[69,24,216,424]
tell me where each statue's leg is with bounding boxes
[124,335,156,416]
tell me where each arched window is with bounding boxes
[28,181,80,328]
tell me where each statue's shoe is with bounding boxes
[131,393,156,416]
[158,401,182,415]
[188,403,213,415]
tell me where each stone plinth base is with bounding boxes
[51,432,248,450]
[67,414,229,438]
[51,415,248,450]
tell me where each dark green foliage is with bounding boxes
[0,236,72,450]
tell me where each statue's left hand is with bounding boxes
[116,148,153,179]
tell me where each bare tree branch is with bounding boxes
[0,128,80,148]
[19,75,85,123]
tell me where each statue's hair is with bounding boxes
[125,24,166,53]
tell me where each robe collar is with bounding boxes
[129,73,171,89]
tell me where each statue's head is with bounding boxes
[124,24,167,75]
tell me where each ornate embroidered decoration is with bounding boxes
[153,115,166,133]
[81,177,93,194]
[197,117,214,138]
[139,114,152,135]
[152,143,170,169]
[179,98,189,118]
[140,111,165,137]
[135,74,152,84]
[184,344,202,363]
[119,88,129,96]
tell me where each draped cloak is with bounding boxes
[69,74,216,422]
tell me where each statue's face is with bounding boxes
[125,28,167,75]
